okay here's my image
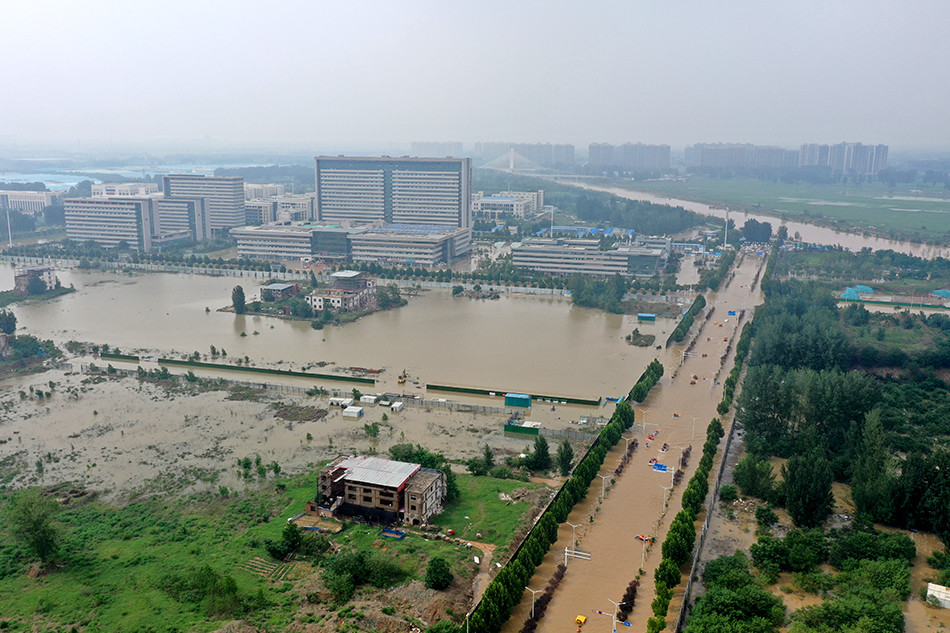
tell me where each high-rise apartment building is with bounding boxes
[588,143,671,171]
[162,174,245,233]
[410,141,464,157]
[472,142,574,168]
[314,156,471,228]
[799,142,888,174]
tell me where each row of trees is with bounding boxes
[666,294,706,346]
[649,418,726,632]
[461,402,638,633]
[698,249,737,291]
[628,358,664,402]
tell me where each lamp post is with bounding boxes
[567,521,581,548]
[606,598,620,633]
[637,408,649,434]
[526,586,542,619]
[597,474,609,501]
[640,536,649,569]
[690,416,700,440]
[621,435,634,452]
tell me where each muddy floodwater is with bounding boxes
[1,264,695,500]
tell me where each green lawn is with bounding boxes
[0,471,542,632]
[427,474,547,546]
[625,177,950,241]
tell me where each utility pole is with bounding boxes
[567,521,581,548]
[597,474,609,502]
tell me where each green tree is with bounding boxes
[0,309,16,335]
[527,435,552,472]
[7,487,59,563]
[733,454,775,500]
[482,444,494,470]
[851,409,895,522]
[231,285,246,314]
[783,448,834,528]
[425,556,453,590]
[25,276,47,295]
[556,439,574,476]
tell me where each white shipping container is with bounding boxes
[342,406,364,418]
[360,395,379,404]
[390,401,404,412]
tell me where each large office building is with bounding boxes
[244,183,285,200]
[347,224,471,267]
[162,174,245,233]
[511,238,666,277]
[0,190,66,214]
[64,195,209,251]
[315,156,471,229]
[231,223,365,262]
[471,190,545,219]
[91,183,159,197]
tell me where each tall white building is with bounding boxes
[91,183,159,197]
[64,195,209,251]
[0,190,65,214]
[315,156,471,229]
[162,174,245,233]
[244,183,285,200]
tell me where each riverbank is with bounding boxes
[596,176,950,246]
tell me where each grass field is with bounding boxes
[0,472,543,632]
[627,177,950,241]
[427,474,547,546]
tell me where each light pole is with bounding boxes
[660,482,672,503]
[640,537,649,569]
[637,408,649,434]
[597,474,609,501]
[606,598,620,633]
[675,445,689,469]
[526,586,542,619]
[690,416,700,440]
[567,521,581,548]
[621,435,634,452]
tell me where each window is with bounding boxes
[410,495,417,501]
[410,505,417,511]
[347,493,356,500]
[363,496,372,503]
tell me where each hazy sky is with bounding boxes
[2,0,949,151]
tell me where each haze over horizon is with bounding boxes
[2,0,949,153]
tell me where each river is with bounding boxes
[570,181,950,259]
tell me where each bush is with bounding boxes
[425,557,453,590]
[719,484,738,502]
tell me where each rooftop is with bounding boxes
[332,270,363,278]
[261,283,294,291]
[333,455,420,489]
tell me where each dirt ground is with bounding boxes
[0,365,560,502]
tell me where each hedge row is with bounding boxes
[666,294,707,347]
[629,358,664,403]
[705,249,738,291]
[715,321,753,415]
[647,417,726,633]
[467,399,640,633]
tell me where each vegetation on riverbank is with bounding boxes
[618,176,950,244]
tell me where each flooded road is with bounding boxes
[572,182,950,259]
[505,250,768,633]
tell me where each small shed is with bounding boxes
[342,406,364,418]
[360,394,379,405]
[637,313,657,322]
[329,397,355,408]
[504,420,541,437]
[390,401,404,412]
[505,393,531,408]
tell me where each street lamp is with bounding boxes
[526,586,542,619]
[567,521,581,547]
[690,416,700,440]
[639,536,650,569]
[606,598,620,633]
[637,408,649,434]
[621,435,634,452]
[597,474,609,501]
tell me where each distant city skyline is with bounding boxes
[1,1,948,152]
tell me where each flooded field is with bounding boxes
[1,264,693,501]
